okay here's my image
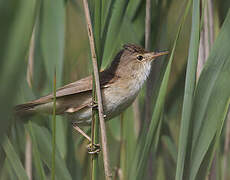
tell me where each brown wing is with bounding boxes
[14,69,120,117]
[30,69,119,104]
[33,76,93,104]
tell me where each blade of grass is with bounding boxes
[123,107,136,179]
[0,0,39,143]
[101,0,114,42]
[126,0,142,20]
[94,0,102,64]
[65,125,82,179]
[52,70,57,180]
[188,10,230,179]
[130,5,189,177]
[223,110,230,180]
[175,0,200,179]
[197,0,216,177]
[161,136,177,163]
[102,0,129,67]
[4,160,17,180]
[21,20,46,178]
[2,136,29,180]
[29,123,72,180]
[40,0,65,86]
[39,0,66,158]
[133,31,176,180]
[191,10,230,153]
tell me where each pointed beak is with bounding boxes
[146,51,169,61]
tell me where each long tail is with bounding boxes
[14,102,41,117]
[14,97,65,118]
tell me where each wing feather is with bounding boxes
[30,70,119,105]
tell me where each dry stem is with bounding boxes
[197,1,217,179]
[145,0,154,178]
[25,133,32,180]
[145,0,151,50]
[144,0,152,126]
[26,27,35,88]
[82,0,112,179]
[25,26,35,180]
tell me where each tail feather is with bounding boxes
[14,102,40,117]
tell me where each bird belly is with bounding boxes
[102,79,141,119]
[102,88,136,119]
[67,80,141,126]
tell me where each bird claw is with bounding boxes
[87,143,101,154]
[88,101,98,110]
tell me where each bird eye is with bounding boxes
[137,55,143,61]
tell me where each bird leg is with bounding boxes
[88,101,107,119]
[72,122,91,141]
[72,122,100,154]
[88,100,98,110]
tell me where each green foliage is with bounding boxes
[28,122,72,180]
[1,0,230,180]
[130,15,182,180]
[3,136,29,180]
[0,0,39,143]
[39,0,66,158]
[189,10,230,179]
[176,0,200,179]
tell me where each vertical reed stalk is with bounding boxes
[51,70,57,180]
[91,110,99,180]
[91,89,99,180]
[25,133,32,180]
[145,0,154,178]
[91,0,102,179]
[82,0,112,179]
[144,0,152,126]
[25,26,35,180]
[145,0,151,51]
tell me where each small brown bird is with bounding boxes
[15,44,168,140]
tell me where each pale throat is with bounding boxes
[125,61,152,96]
[135,61,152,86]
[104,60,152,104]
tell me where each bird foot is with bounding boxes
[88,101,98,110]
[87,143,101,154]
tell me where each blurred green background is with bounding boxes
[0,0,230,179]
